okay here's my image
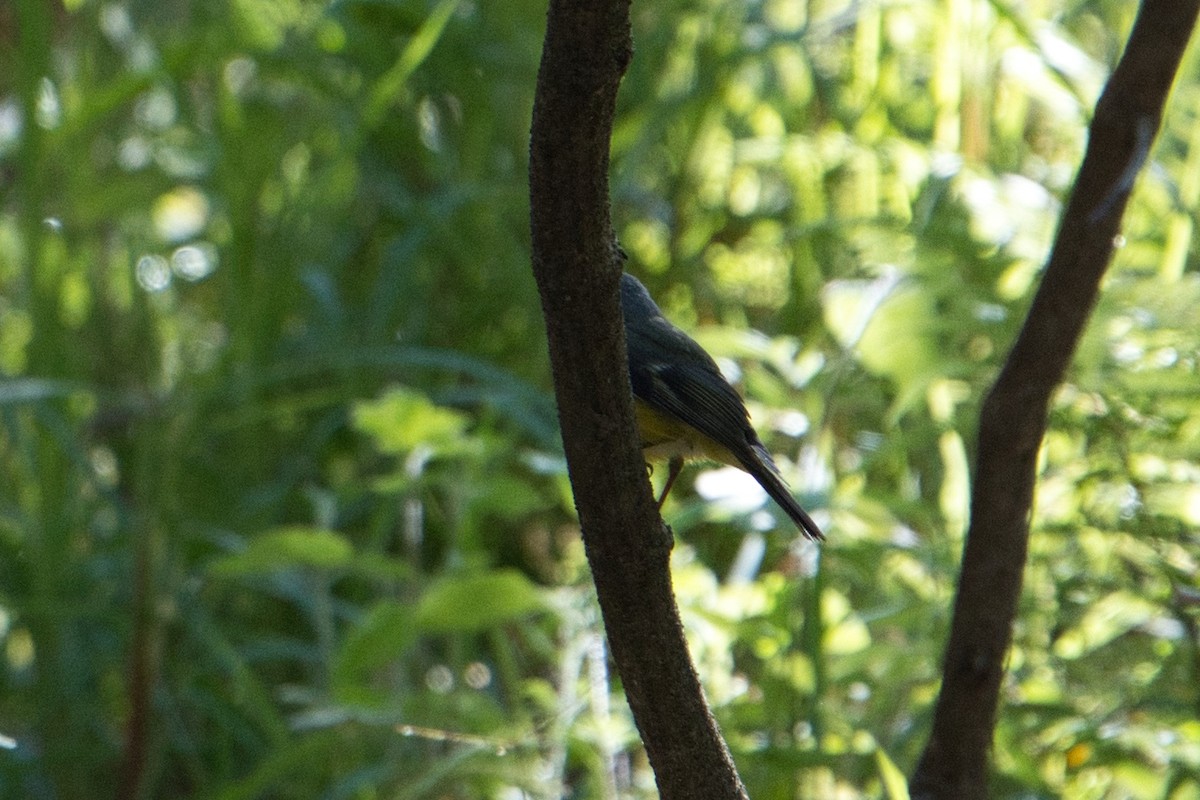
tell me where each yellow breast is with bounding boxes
[633,400,741,467]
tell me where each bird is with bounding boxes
[619,272,825,541]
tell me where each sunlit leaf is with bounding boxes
[1053,591,1161,659]
[209,527,355,577]
[353,386,469,456]
[876,745,911,800]
[415,570,545,633]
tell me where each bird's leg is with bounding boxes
[656,456,684,509]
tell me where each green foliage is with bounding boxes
[414,571,545,633]
[209,527,358,576]
[1,0,1198,798]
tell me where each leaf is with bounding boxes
[415,570,545,633]
[876,745,911,800]
[1052,591,1160,659]
[332,600,416,703]
[352,386,468,456]
[209,526,354,578]
[822,589,872,655]
[363,0,462,127]
[938,429,970,539]
[473,475,550,519]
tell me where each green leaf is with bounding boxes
[1052,591,1160,659]
[332,600,416,703]
[209,526,354,578]
[363,0,462,128]
[415,570,545,633]
[352,386,468,456]
[876,745,911,800]
[472,475,548,519]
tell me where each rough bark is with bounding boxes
[910,3,1200,797]
[528,1,749,797]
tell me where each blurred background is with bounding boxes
[2,0,1199,797]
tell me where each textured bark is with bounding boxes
[910,3,1200,797]
[528,1,748,797]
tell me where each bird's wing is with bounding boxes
[626,321,754,452]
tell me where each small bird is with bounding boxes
[619,272,825,541]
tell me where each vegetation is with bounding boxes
[1,0,1198,797]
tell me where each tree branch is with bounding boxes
[528,1,748,797]
[910,3,1200,797]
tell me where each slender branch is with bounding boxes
[528,1,748,798]
[117,518,155,800]
[910,3,1200,797]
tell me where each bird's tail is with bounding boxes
[740,445,825,541]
